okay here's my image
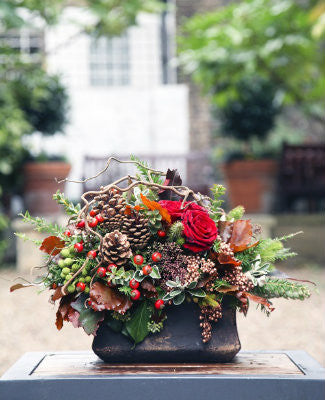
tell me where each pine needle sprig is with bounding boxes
[53,190,81,216]
[18,211,64,236]
[130,155,164,184]
[252,278,311,300]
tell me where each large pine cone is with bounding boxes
[93,189,126,231]
[101,230,132,266]
[121,211,151,250]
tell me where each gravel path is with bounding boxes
[1,266,324,376]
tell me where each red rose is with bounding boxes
[158,200,187,222]
[182,204,218,252]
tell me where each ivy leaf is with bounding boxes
[125,301,153,344]
[78,308,104,335]
[90,281,132,314]
[173,292,185,305]
[188,288,206,297]
[149,266,161,279]
[40,236,65,256]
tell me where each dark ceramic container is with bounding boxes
[92,298,240,363]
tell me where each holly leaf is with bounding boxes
[140,193,171,224]
[158,169,182,200]
[40,236,65,256]
[125,301,153,344]
[78,308,104,335]
[90,281,132,314]
[141,279,158,298]
[229,220,253,252]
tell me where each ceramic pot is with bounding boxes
[92,297,240,363]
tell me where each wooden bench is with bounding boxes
[1,351,324,400]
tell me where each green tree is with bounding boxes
[179,0,325,125]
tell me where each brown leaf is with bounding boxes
[55,295,75,330]
[40,236,65,256]
[243,292,275,312]
[218,253,242,266]
[141,279,158,298]
[216,284,239,293]
[90,281,132,313]
[51,286,63,302]
[10,283,33,292]
[218,221,233,243]
[158,169,182,200]
[229,220,253,252]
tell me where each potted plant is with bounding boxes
[12,158,312,363]
[11,69,70,215]
[219,77,280,213]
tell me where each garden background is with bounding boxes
[0,0,324,375]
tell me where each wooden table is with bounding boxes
[1,351,324,400]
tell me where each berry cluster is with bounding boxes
[199,305,222,343]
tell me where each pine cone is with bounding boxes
[101,230,132,266]
[121,211,151,250]
[93,189,126,231]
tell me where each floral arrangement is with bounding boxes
[13,157,312,345]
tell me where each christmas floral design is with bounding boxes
[13,157,313,345]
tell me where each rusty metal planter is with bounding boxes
[92,298,240,363]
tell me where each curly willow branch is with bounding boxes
[58,157,215,248]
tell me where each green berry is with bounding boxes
[67,285,75,293]
[85,276,91,283]
[60,271,66,279]
[62,267,70,275]
[71,263,79,272]
[64,258,74,266]
[58,259,65,268]
[79,277,85,283]
[65,274,72,281]
[68,246,76,255]
[60,249,70,258]
[82,268,88,276]
[84,287,90,294]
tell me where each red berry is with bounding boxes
[76,282,86,292]
[107,280,115,288]
[87,299,93,307]
[95,214,104,223]
[154,299,164,310]
[157,230,166,238]
[74,242,84,252]
[131,289,141,300]
[142,265,152,275]
[64,230,71,237]
[107,263,117,272]
[79,239,84,244]
[129,279,139,289]
[88,218,98,228]
[77,220,85,229]
[96,266,106,277]
[133,255,144,265]
[88,250,97,259]
[151,252,162,262]
[90,209,98,217]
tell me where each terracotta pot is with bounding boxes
[223,159,278,213]
[23,162,71,215]
[92,297,240,363]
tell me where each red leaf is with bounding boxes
[90,281,132,313]
[51,287,63,302]
[229,220,253,252]
[216,284,239,293]
[243,292,275,312]
[40,236,65,256]
[55,295,76,330]
[140,194,171,224]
